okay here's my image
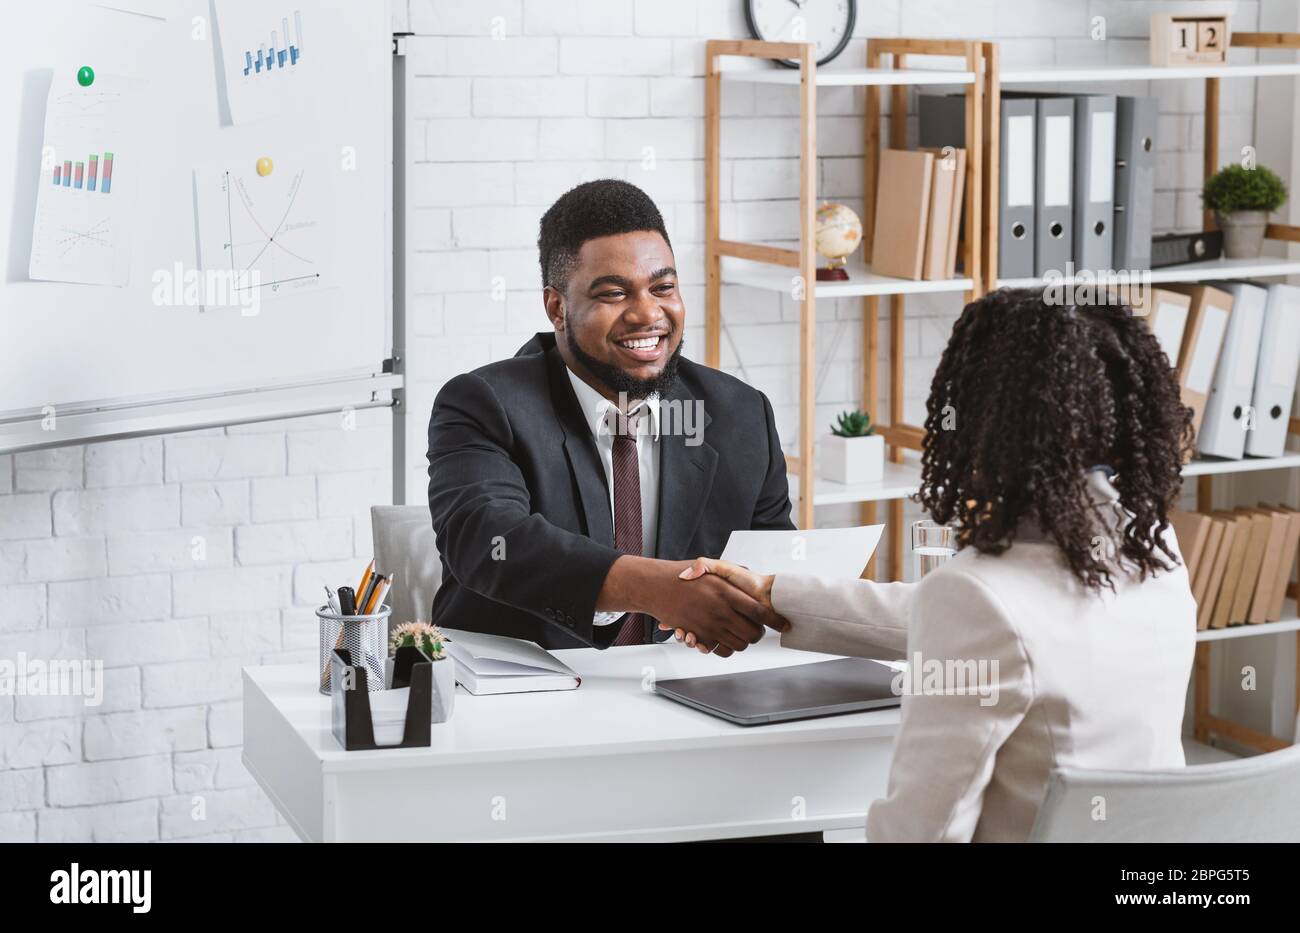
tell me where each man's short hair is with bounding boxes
[537,179,671,292]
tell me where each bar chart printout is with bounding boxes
[29,71,138,286]
[217,0,312,124]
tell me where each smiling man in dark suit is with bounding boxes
[427,179,793,652]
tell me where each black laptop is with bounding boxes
[654,658,902,726]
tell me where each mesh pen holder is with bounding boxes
[318,605,390,695]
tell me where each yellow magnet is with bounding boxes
[256,157,273,176]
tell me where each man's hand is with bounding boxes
[662,558,787,654]
[596,556,776,655]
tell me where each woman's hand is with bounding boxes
[661,557,786,653]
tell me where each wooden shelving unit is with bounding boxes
[704,31,1300,751]
[704,37,994,587]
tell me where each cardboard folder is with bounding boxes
[871,149,935,281]
[1133,287,1192,368]
[1169,285,1234,444]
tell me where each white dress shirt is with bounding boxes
[566,368,661,626]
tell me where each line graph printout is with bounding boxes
[194,148,334,306]
[215,0,311,124]
[29,72,141,286]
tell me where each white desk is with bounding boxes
[242,637,900,842]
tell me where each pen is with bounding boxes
[338,586,357,617]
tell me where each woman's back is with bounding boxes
[899,532,1197,842]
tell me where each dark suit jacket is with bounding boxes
[426,332,795,649]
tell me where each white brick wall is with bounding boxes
[0,408,390,843]
[0,0,1262,843]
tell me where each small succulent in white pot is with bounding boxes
[820,410,884,486]
[389,621,455,722]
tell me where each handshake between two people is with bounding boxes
[598,554,790,656]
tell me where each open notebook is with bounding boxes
[443,629,580,695]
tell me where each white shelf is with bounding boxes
[1001,62,1300,84]
[720,66,974,87]
[998,257,1300,291]
[791,459,923,506]
[723,257,973,298]
[1198,605,1300,642]
[792,454,1300,508]
[1182,452,1300,476]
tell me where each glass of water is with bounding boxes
[911,520,957,579]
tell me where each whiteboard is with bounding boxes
[0,0,393,447]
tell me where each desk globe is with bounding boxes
[814,202,862,281]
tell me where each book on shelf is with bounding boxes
[918,147,965,281]
[1196,515,1235,631]
[1267,506,1300,621]
[1190,517,1224,612]
[871,148,935,280]
[1228,511,1271,626]
[1209,511,1252,630]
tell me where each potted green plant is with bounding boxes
[390,621,455,722]
[1201,163,1288,259]
[820,409,883,485]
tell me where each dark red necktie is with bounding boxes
[611,411,646,646]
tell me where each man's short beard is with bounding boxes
[565,326,684,400]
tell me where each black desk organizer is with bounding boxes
[330,646,433,750]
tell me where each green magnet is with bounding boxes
[77,66,94,87]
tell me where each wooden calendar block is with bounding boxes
[1151,14,1229,66]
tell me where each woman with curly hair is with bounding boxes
[676,287,1198,842]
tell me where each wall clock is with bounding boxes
[744,0,857,68]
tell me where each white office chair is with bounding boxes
[370,505,442,631]
[1029,743,1300,842]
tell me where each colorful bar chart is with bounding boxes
[50,152,114,193]
[241,9,303,76]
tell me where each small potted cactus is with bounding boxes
[820,409,883,485]
[389,621,455,723]
[1201,163,1288,258]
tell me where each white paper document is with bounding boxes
[720,524,884,580]
[214,0,314,124]
[29,71,143,286]
[193,146,334,305]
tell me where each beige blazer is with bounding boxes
[771,528,1197,842]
